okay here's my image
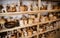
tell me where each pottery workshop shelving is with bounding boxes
[0,0,60,38]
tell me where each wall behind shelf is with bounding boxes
[0,0,58,5]
[0,0,18,5]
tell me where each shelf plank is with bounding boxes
[24,28,59,38]
[39,28,59,35]
[23,28,59,38]
[0,24,38,33]
[0,9,60,16]
[0,19,59,33]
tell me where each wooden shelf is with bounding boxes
[0,9,60,16]
[0,0,60,38]
[20,33,38,38]
[39,28,59,35]
[23,28,59,38]
[0,24,37,33]
[0,19,59,33]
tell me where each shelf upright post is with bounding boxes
[38,0,41,10]
[17,0,20,12]
[37,0,42,38]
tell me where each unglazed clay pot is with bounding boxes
[7,4,16,12]
[27,30,32,36]
[0,17,6,25]
[0,18,6,29]
[53,5,59,9]
[11,34,17,38]
[20,5,28,11]
[40,5,47,10]
[28,18,34,24]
